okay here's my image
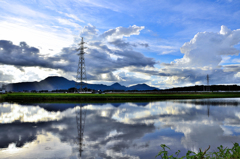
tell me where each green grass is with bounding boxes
[1,92,240,102]
[156,143,240,159]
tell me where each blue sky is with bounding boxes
[0,0,240,88]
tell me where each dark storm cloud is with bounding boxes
[2,25,240,87]
[0,37,155,82]
[0,40,67,70]
[59,40,155,81]
[128,67,159,75]
[130,65,240,85]
[161,63,174,66]
[109,39,149,49]
[137,42,149,48]
[172,68,240,85]
[113,50,154,67]
[86,41,155,68]
[0,40,40,66]
[109,39,132,49]
[223,65,240,72]
[0,24,155,84]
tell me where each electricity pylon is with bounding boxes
[75,105,87,158]
[75,37,87,92]
[206,74,210,91]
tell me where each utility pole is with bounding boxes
[76,37,87,92]
[75,104,87,158]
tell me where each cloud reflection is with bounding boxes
[0,99,240,158]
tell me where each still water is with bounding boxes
[0,98,240,159]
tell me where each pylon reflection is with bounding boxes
[75,104,87,158]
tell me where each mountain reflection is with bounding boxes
[0,98,240,158]
[174,98,240,106]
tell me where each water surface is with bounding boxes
[1,98,240,158]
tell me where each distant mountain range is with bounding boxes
[4,76,160,91]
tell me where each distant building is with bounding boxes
[0,84,6,93]
[0,89,6,94]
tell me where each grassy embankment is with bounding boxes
[156,143,240,159]
[1,92,240,102]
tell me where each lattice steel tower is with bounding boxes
[76,37,87,92]
[206,74,210,91]
[75,105,87,157]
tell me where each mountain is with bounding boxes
[128,84,159,90]
[4,76,160,91]
[5,76,76,91]
[111,83,127,90]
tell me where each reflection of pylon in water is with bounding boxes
[75,105,86,157]
[207,105,210,117]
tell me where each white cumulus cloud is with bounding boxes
[175,25,240,68]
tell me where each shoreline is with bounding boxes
[1,92,240,103]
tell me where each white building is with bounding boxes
[0,89,6,94]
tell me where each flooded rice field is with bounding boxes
[0,98,240,159]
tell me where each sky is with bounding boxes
[0,0,240,89]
